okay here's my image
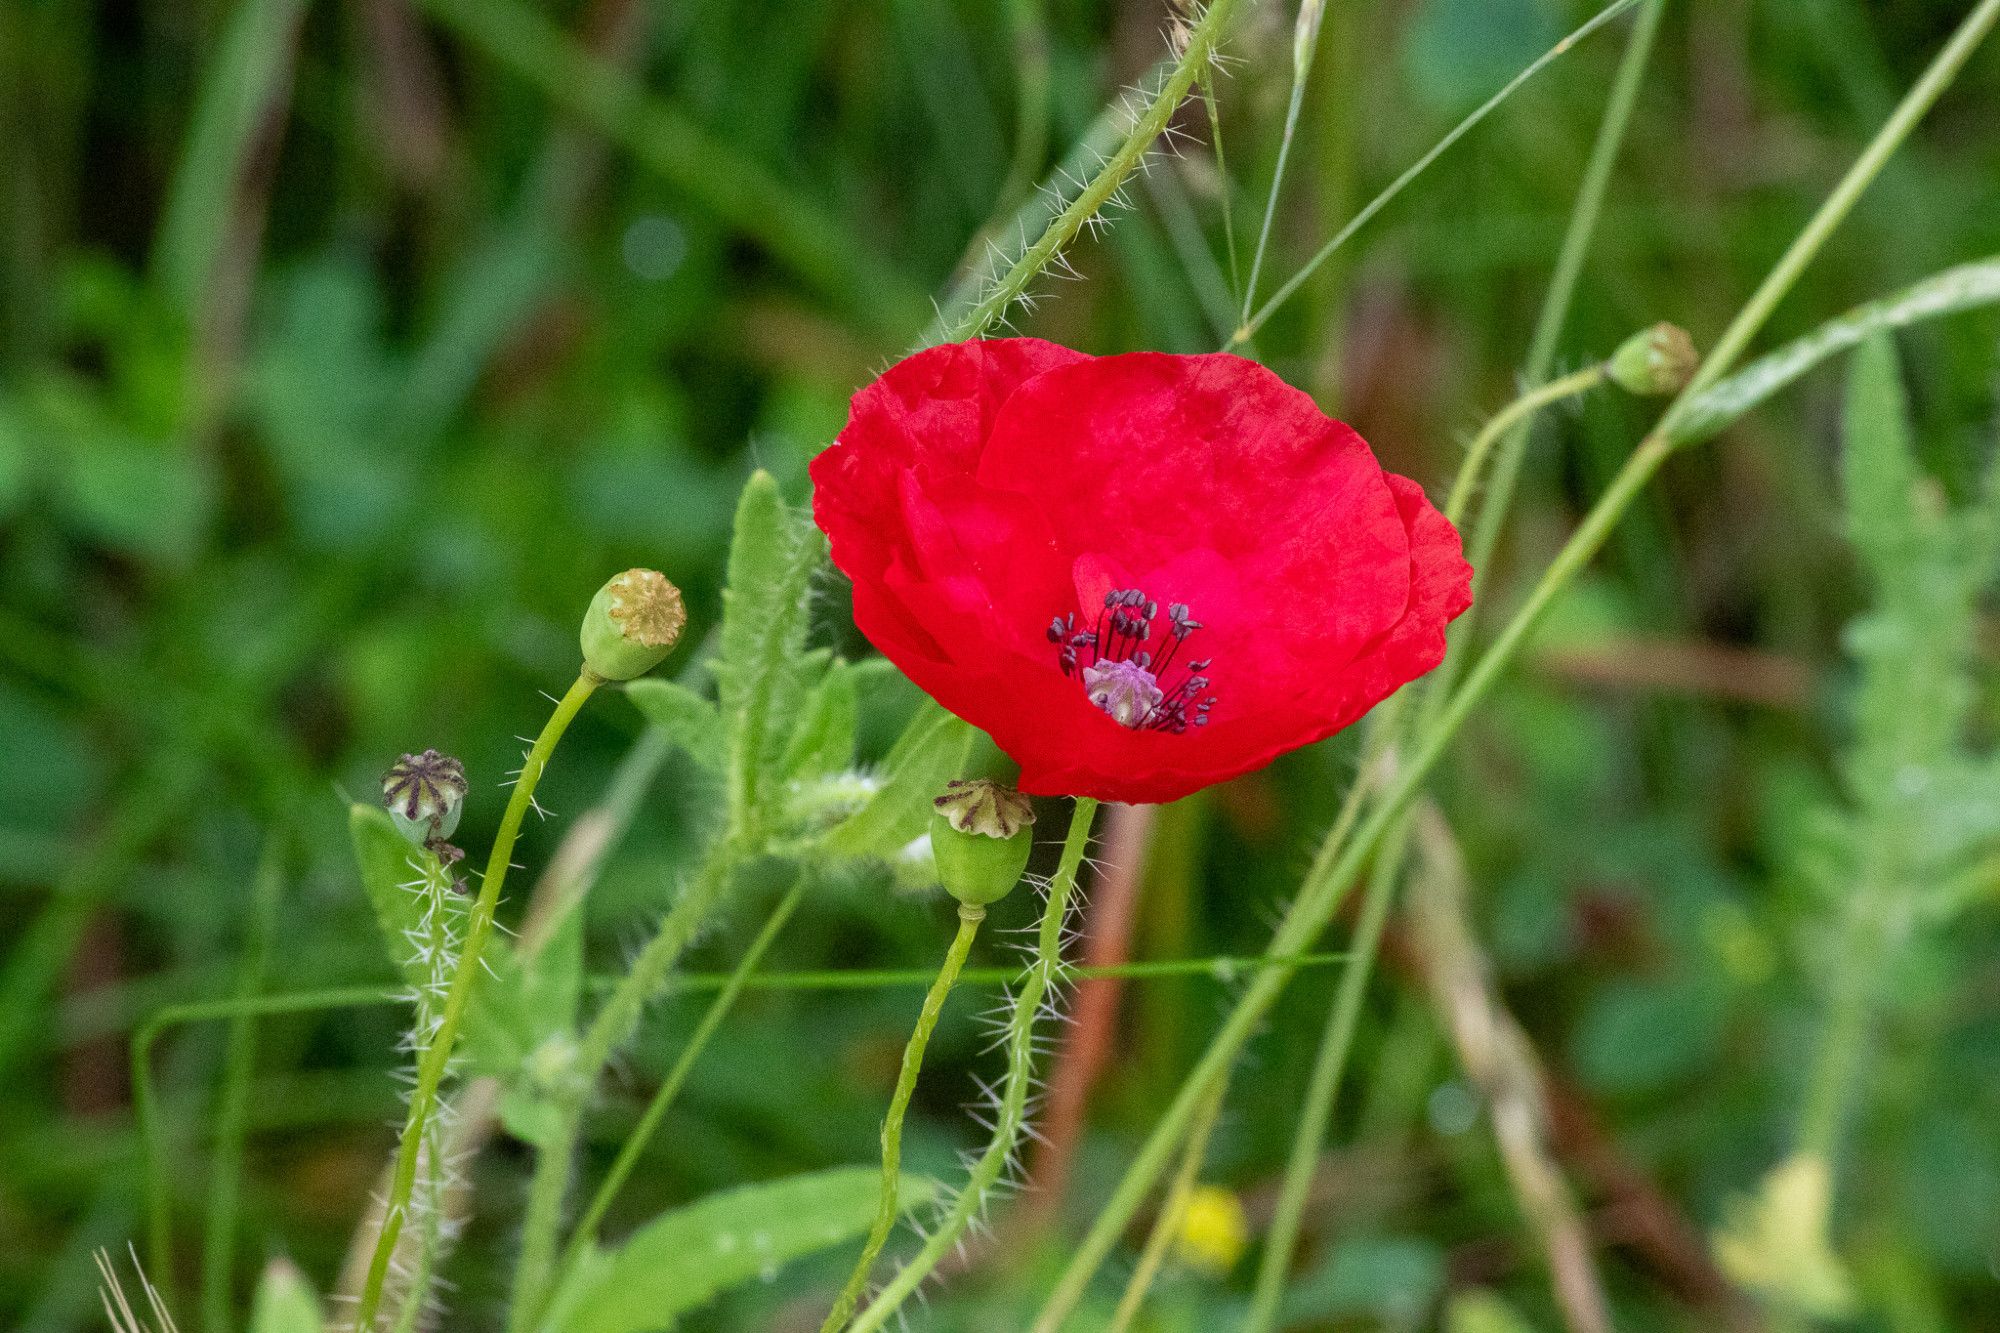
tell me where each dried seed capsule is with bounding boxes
[928,779,1035,906]
[580,568,687,681]
[382,749,467,847]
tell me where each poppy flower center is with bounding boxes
[1047,588,1217,733]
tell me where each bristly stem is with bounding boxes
[940,0,1247,343]
[1034,2,2000,1318]
[354,671,599,1332]
[846,797,1100,1333]
[821,903,988,1333]
[1443,364,1609,528]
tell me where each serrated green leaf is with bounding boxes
[248,1258,325,1333]
[541,1167,938,1333]
[822,699,978,860]
[349,804,462,991]
[782,658,860,780]
[713,470,824,838]
[624,678,724,774]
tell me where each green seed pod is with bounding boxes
[580,568,687,681]
[929,779,1035,906]
[382,749,468,847]
[1607,322,1699,396]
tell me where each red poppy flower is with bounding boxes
[810,338,1472,804]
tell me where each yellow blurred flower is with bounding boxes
[1174,1185,1249,1276]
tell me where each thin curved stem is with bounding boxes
[1467,0,1665,616]
[1034,6,1999,1315]
[510,837,743,1331]
[555,877,807,1289]
[355,671,599,1332]
[1241,819,1410,1331]
[1107,1080,1228,1333]
[847,797,1100,1333]
[1241,0,1330,325]
[822,903,987,1333]
[1443,365,1608,528]
[1230,0,1643,348]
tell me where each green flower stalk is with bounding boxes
[847,796,1100,1333]
[821,781,1032,1332]
[357,570,683,1332]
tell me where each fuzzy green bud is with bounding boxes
[1607,322,1699,396]
[580,568,687,681]
[382,749,467,847]
[929,779,1035,906]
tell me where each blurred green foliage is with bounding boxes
[3,0,2000,1329]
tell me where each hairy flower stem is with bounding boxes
[553,875,806,1291]
[943,0,1245,342]
[509,837,744,1332]
[355,672,598,1332]
[1443,364,1608,529]
[822,903,988,1333]
[846,798,1100,1333]
[1034,6,2000,1320]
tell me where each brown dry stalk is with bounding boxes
[1408,803,1613,1333]
[1533,638,1814,710]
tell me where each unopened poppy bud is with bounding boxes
[1607,322,1698,396]
[383,749,467,847]
[928,779,1035,906]
[580,568,687,681]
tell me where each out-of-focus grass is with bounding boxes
[2,1,1998,1329]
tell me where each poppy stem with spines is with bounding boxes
[353,671,599,1333]
[1034,1,2000,1321]
[821,902,988,1333]
[846,797,1099,1333]
[1442,364,1608,529]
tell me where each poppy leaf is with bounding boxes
[624,677,724,773]
[782,657,861,781]
[539,1168,938,1333]
[823,699,978,861]
[713,470,825,835]
[348,803,463,992]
